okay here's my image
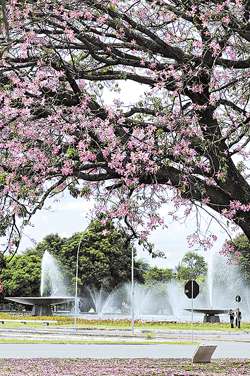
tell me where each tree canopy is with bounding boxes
[227,234,250,284]
[176,251,207,281]
[1,219,147,297]
[144,266,173,286]
[25,233,67,258]
[0,1,250,254]
[0,254,41,299]
[26,219,146,292]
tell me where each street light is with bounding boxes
[131,246,135,334]
[190,258,197,344]
[74,233,85,331]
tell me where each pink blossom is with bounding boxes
[210,41,222,56]
[61,160,73,176]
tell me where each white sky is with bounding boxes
[18,193,231,269]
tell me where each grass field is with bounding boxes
[0,313,249,331]
[0,338,194,345]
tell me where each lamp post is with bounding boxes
[190,258,197,344]
[74,234,84,331]
[131,246,135,334]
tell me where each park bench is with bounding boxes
[0,319,57,326]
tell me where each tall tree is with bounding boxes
[144,266,173,286]
[1,220,146,298]
[176,251,207,281]
[0,254,41,298]
[27,219,145,292]
[25,234,67,258]
[0,1,250,254]
[227,234,250,284]
[53,220,145,292]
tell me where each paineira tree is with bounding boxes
[0,0,250,253]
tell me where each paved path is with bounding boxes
[1,327,250,342]
[1,342,250,359]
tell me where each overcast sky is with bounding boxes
[18,192,231,269]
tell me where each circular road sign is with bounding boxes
[184,280,199,299]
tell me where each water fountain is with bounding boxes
[185,252,250,322]
[186,251,228,323]
[40,251,68,297]
[5,251,74,315]
[78,252,250,322]
[5,249,250,321]
[86,286,122,316]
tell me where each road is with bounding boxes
[1,327,250,343]
[1,342,250,359]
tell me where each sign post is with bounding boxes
[235,295,241,329]
[131,247,135,334]
[185,280,199,299]
[235,295,241,303]
[191,280,194,342]
[185,280,199,343]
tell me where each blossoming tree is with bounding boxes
[0,0,249,254]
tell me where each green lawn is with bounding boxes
[0,313,248,331]
[0,338,195,345]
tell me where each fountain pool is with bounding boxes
[5,251,74,316]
